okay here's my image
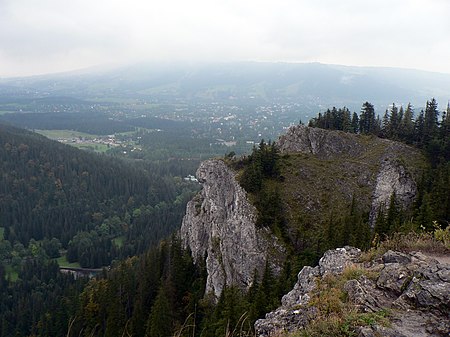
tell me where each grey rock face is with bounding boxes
[382,250,411,264]
[277,125,365,159]
[344,276,385,313]
[281,266,319,308]
[369,152,417,226]
[255,248,450,337]
[319,246,362,275]
[180,159,284,298]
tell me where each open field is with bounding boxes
[55,255,81,268]
[35,129,100,139]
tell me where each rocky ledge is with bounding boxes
[255,247,450,337]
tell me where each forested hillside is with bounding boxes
[0,122,201,336]
[0,123,198,266]
[0,98,448,337]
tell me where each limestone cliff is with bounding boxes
[255,247,450,337]
[180,159,284,298]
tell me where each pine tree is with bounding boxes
[414,110,425,146]
[385,193,399,234]
[440,103,450,161]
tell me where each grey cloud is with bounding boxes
[0,0,449,77]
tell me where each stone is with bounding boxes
[255,246,360,336]
[382,250,411,264]
[376,263,413,295]
[277,124,365,159]
[319,246,361,275]
[180,159,284,298]
[368,154,417,226]
[344,277,382,313]
[255,249,450,337]
[281,266,319,307]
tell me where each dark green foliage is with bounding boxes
[0,123,200,336]
[255,187,285,232]
[374,193,403,237]
[146,286,173,337]
[239,140,280,193]
[359,102,378,134]
[413,162,450,229]
[238,141,286,233]
[0,257,86,337]
[71,237,206,337]
[0,123,199,268]
[323,197,372,251]
[308,107,353,133]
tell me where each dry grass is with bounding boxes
[360,227,450,262]
[285,265,390,337]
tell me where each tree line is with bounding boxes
[308,99,449,161]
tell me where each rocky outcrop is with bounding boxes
[368,145,418,226]
[255,246,362,336]
[277,124,365,159]
[277,125,421,226]
[180,159,284,298]
[255,248,450,337]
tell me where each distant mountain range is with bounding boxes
[1,62,449,112]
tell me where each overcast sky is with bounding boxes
[1,0,449,77]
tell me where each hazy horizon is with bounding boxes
[1,0,449,78]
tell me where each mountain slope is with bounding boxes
[1,62,449,111]
[0,123,195,266]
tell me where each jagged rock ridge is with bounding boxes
[180,159,284,298]
[255,247,450,337]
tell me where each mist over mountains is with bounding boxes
[1,62,449,113]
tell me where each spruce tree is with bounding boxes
[359,102,376,134]
[146,285,172,337]
[342,107,352,132]
[423,98,439,145]
[351,112,359,133]
[389,103,399,139]
[399,103,415,142]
